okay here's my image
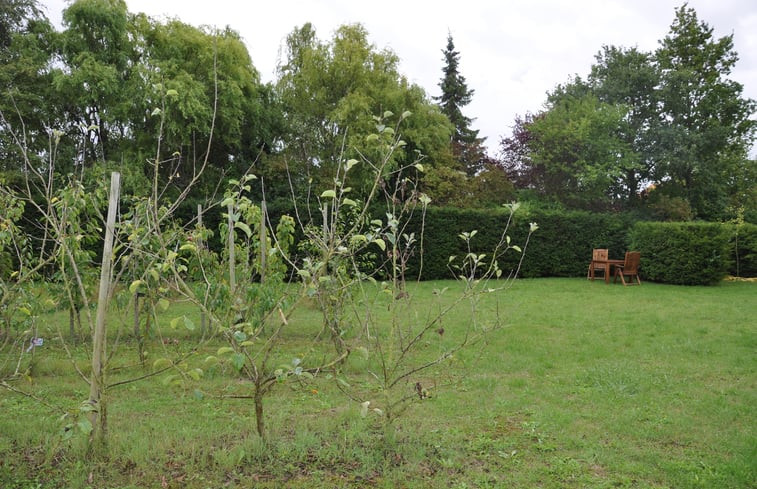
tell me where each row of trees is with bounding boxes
[499,5,756,221]
[2,0,501,209]
[1,1,755,219]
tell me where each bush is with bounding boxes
[629,222,730,285]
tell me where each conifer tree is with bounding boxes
[436,33,486,176]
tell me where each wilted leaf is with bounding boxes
[179,243,197,253]
[129,280,144,294]
[345,159,358,171]
[234,221,252,238]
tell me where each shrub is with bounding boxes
[629,222,730,285]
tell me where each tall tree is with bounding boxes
[275,23,453,197]
[654,4,756,220]
[589,46,660,206]
[435,33,486,176]
[0,0,57,178]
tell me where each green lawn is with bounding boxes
[1,278,755,488]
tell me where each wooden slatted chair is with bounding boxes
[614,251,641,286]
[587,248,608,280]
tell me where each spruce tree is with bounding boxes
[436,33,486,176]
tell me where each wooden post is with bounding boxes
[89,171,120,445]
[260,200,267,283]
[197,204,207,335]
[227,202,236,294]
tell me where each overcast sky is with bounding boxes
[41,0,757,155]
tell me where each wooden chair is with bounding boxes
[587,248,608,280]
[614,251,641,286]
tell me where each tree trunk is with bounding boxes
[254,387,265,440]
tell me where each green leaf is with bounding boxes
[166,89,178,97]
[231,353,245,372]
[414,163,424,173]
[233,331,247,342]
[188,368,203,381]
[157,298,170,312]
[401,110,412,120]
[183,317,196,331]
[321,190,336,199]
[170,316,182,329]
[383,110,394,118]
[512,245,522,253]
[179,243,197,253]
[366,133,379,142]
[77,418,93,435]
[234,221,252,238]
[129,280,144,294]
[151,107,162,116]
[345,159,358,171]
[342,198,357,207]
[153,357,172,370]
[217,347,234,355]
[373,238,386,251]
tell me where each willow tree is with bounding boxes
[275,23,454,199]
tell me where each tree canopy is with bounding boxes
[499,4,756,220]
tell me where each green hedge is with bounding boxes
[402,208,756,283]
[628,222,730,285]
[403,208,632,280]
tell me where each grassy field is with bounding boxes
[1,278,755,488]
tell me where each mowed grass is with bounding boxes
[0,278,754,488]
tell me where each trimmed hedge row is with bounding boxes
[404,208,633,280]
[628,222,730,285]
[402,207,757,284]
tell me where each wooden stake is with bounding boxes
[260,200,267,283]
[197,204,206,335]
[89,171,120,444]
